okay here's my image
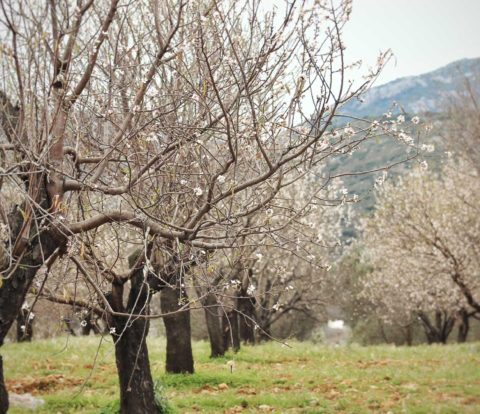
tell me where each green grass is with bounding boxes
[3,336,480,413]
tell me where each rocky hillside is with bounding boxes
[341,57,480,118]
[326,58,480,236]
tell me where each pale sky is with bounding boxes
[342,0,480,86]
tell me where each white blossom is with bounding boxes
[343,126,355,137]
[421,144,435,153]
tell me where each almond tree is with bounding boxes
[243,175,349,341]
[360,161,480,344]
[193,171,351,354]
[0,0,401,412]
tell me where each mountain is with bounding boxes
[341,57,480,118]
[325,59,480,238]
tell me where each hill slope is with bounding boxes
[341,57,480,118]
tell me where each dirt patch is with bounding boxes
[434,392,480,406]
[7,374,83,394]
[461,396,480,405]
[310,383,341,400]
[236,386,257,395]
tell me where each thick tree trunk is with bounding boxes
[457,309,469,343]
[110,271,160,414]
[0,357,7,414]
[81,309,101,336]
[113,317,158,414]
[425,331,444,344]
[419,311,455,344]
[0,192,64,413]
[203,293,225,358]
[16,308,34,342]
[222,310,240,352]
[62,316,78,336]
[378,319,390,344]
[236,292,256,345]
[161,283,194,373]
[403,324,413,346]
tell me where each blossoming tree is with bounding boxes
[0,0,407,412]
[360,162,480,343]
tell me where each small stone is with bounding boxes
[9,393,45,410]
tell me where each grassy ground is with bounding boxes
[3,336,480,413]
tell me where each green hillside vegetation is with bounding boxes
[327,112,446,240]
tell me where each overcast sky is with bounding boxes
[342,0,480,86]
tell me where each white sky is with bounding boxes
[342,0,480,86]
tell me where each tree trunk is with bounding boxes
[109,271,160,414]
[113,317,158,414]
[403,324,413,346]
[202,293,225,358]
[62,316,78,336]
[0,189,64,413]
[81,309,101,336]
[161,283,194,374]
[419,311,455,344]
[457,309,470,343]
[378,319,390,344]
[425,331,445,344]
[16,308,34,342]
[236,292,256,345]
[223,310,240,352]
[0,357,7,414]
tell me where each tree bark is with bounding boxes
[378,319,390,344]
[16,308,34,342]
[0,186,64,413]
[419,311,455,344]
[161,283,194,374]
[109,273,160,413]
[222,310,240,352]
[62,316,78,336]
[0,357,7,414]
[457,309,469,343]
[403,324,413,346]
[236,292,256,345]
[202,293,225,358]
[112,317,158,414]
[81,309,101,336]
